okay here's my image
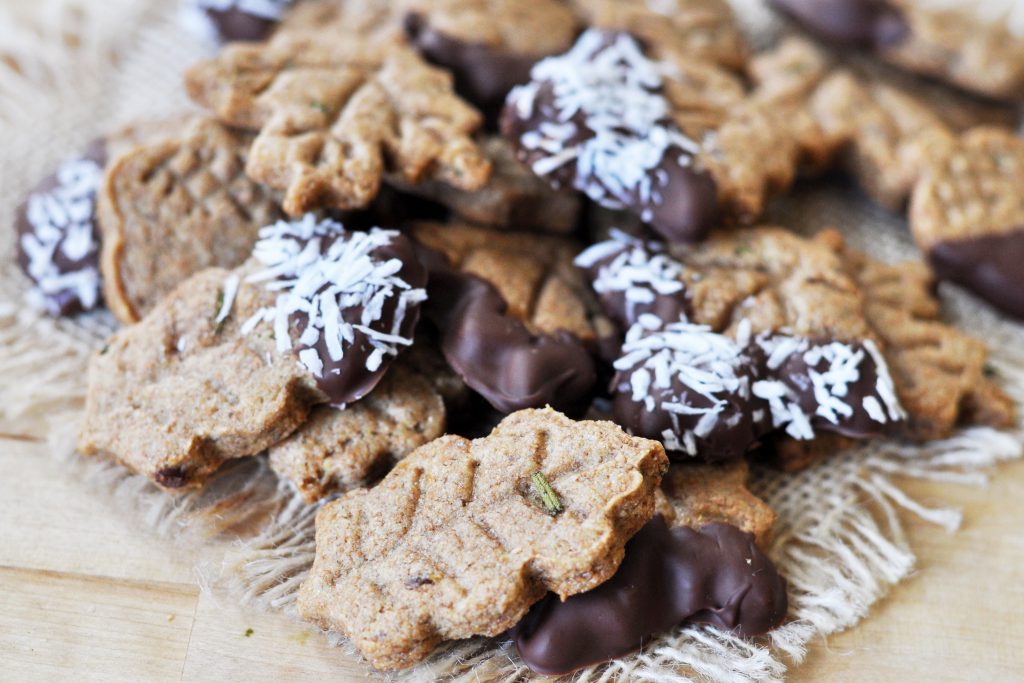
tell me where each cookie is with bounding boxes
[16,140,106,317]
[910,128,1024,321]
[79,217,427,490]
[15,121,180,317]
[658,459,776,546]
[749,36,1020,210]
[840,230,1016,440]
[412,220,610,414]
[98,117,282,324]
[513,517,787,675]
[387,137,582,233]
[569,0,749,71]
[268,360,446,503]
[502,30,806,243]
[770,0,1024,101]
[402,0,579,111]
[577,228,908,461]
[296,407,668,670]
[185,0,294,43]
[185,33,491,216]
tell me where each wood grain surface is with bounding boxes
[2,432,1022,682]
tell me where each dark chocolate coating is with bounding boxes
[15,137,107,317]
[204,6,280,43]
[612,357,765,463]
[292,232,428,407]
[774,340,895,440]
[404,12,542,113]
[417,246,597,416]
[770,0,909,49]
[577,242,692,330]
[500,35,720,245]
[513,517,788,676]
[929,230,1024,321]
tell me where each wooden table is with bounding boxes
[2,432,1022,682]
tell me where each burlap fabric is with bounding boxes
[1,1,1022,681]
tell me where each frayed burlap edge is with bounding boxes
[3,1,1024,681]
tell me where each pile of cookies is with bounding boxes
[15,0,1023,674]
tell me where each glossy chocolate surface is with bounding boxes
[514,517,788,675]
[929,229,1024,321]
[404,12,541,114]
[417,245,597,416]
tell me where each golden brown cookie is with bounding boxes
[98,118,282,324]
[388,137,582,233]
[657,460,776,546]
[79,264,322,490]
[502,29,800,244]
[297,407,668,670]
[80,218,430,491]
[909,128,1024,320]
[185,32,491,216]
[765,230,1015,471]
[579,227,909,463]
[841,231,1016,441]
[749,37,1019,210]
[268,361,446,503]
[15,118,191,317]
[402,0,579,109]
[770,0,1024,101]
[569,0,749,71]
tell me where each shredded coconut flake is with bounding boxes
[20,157,103,312]
[215,273,240,325]
[243,214,426,380]
[508,29,699,212]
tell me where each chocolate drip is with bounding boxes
[501,31,719,244]
[16,137,107,317]
[417,246,597,416]
[929,230,1024,321]
[770,0,909,49]
[513,517,788,676]
[404,13,542,116]
[292,234,427,407]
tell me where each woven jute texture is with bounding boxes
[2,2,1023,681]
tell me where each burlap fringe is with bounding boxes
[3,0,1024,680]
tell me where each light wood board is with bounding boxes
[2,433,1022,682]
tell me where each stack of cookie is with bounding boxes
[15,0,1022,674]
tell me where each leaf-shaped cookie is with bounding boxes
[80,218,429,490]
[402,0,579,107]
[185,32,491,216]
[297,407,668,670]
[98,117,282,324]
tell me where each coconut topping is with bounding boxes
[241,215,428,406]
[18,155,104,316]
[503,29,712,236]
[597,235,909,460]
[575,230,687,326]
